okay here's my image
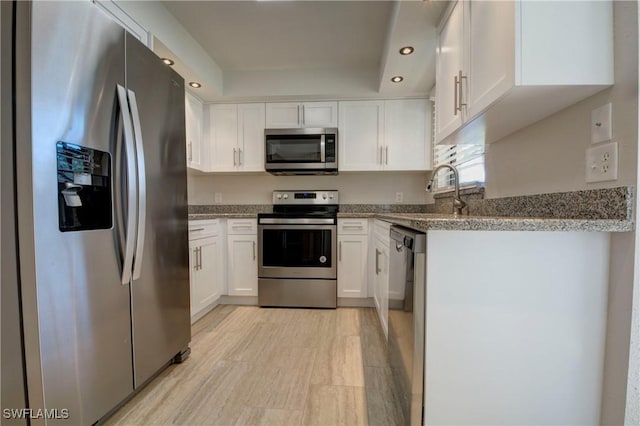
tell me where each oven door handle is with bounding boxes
[258,218,335,225]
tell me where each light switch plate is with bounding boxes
[214,192,222,203]
[591,103,612,144]
[395,192,403,203]
[586,141,618,183]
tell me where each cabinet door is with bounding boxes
[227,235,258,296]
[209,104,238,171]
[190,237,222,321]
[338,100,384,171]
[337,235,368,298]
[466,0,515,118]
[374,236,389,338]
[265,103,301,128]
[185,92,204,171]
[237,103,265,172]
[384,99,431,171]
[188,241,200,320]
[435,0,464,143]
[302,102,338,128]
[198,238,222,310]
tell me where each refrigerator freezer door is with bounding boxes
[125,33,191,388]
[24,2,134,424]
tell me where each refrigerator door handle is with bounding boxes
[116,84,138,285]
[127,89,147,281]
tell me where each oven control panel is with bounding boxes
[273,190,339,205]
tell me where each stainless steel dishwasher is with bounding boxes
[388,225,426,426]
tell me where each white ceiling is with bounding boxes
[161,0,448,102]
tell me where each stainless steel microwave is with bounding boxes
[265,128,338,175]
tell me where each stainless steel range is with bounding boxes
[258,190,339,308]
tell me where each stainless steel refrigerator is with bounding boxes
[3,1,191,424]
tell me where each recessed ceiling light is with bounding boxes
[391,76,404,83]
[399,46,414,55]
[161,58,174,66]
[189,82,202,88]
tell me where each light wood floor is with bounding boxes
[105,305,405,426]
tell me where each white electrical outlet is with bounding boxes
[214,192,222,203]
[591,103,612,144]
[395,192,404,203]
[586,141,618,183]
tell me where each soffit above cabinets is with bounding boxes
[159,0,448,102]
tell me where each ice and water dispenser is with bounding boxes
[56,141,112,232]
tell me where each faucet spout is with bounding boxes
[426,164,467,216]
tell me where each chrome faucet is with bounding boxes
[426,164,467,216]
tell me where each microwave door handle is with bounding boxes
[320,134,326,162]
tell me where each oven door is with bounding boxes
[258,223,336,279]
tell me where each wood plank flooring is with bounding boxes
[104,305,405,426]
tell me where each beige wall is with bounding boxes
[484,2,638,424]
[485,1,638,198]
[187,171,431,205]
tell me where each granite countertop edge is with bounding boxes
[372,213,633,232]
[188,213,257,219]
[189,212,633,232]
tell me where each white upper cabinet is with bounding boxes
[435,0,613,145]
[209,104,238,171]
[266,101,338,128]
[92,0,152,47]
[339,99,431,172]
[338,100,385,171]
[435,0,465,142]
[208,103,265,172]
[237,103,266,172]
[384,99,431,171]
[185,92,205,171]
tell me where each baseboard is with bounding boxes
[337,297,375,308]
[190,298,221,324]
[206,295,374,308]
[218,295,259,306]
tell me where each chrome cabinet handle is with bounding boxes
[375,248,381,274]
[455,70,467,114]
[128,89,147,281]
[298,104,302,126]
[199,246,203,270]
[385,146,389,165]
[253,241,256,260]
[454,73,459,115]
[116,84,138,285]
[193,247,199,271]
[239,148,243,166]
[189,228,205,232]
[301,104,305,125]
[379,146,383,165]
[233,148,237,166]
[188,141,192,162]
[339,241,342,261]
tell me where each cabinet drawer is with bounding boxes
[227,218,257,235]
[189,220,219,240]
[373,219,392,241]
[338,219,369,235]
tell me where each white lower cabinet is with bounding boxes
[337,219,369,298]
[372,220,391,338]
[227,219,258,296]
[188,221,223,323]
